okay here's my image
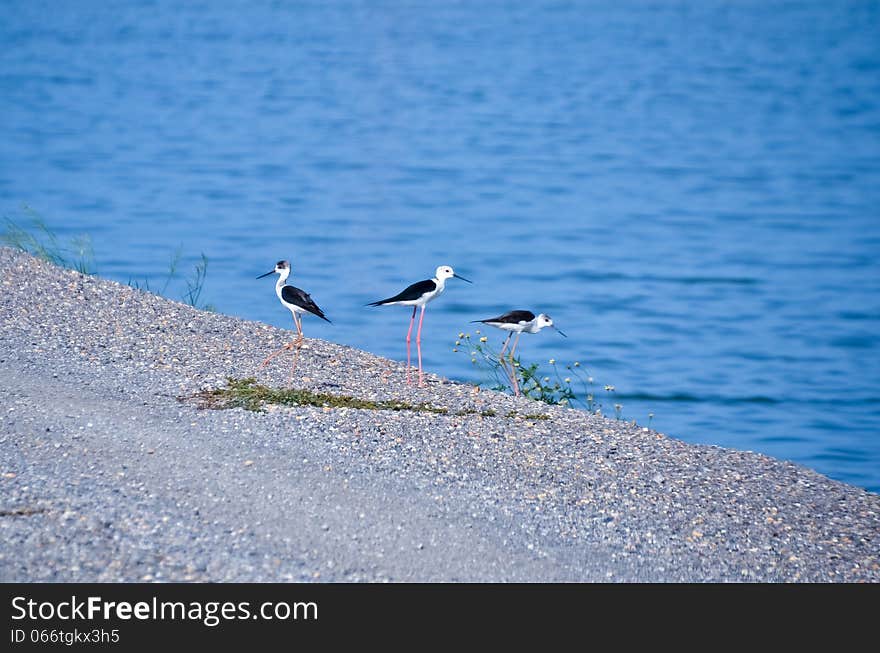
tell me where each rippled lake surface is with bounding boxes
[2,1,878,492]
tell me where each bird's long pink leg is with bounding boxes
[261,343,292,368]
[509,333,522,397]
[499,333,512,359]
[498,332,514,392]
[288,312,303,384]
[416,305,426,387]
[262,319,296,368]
[405,306,416,385]
[293,312,304,348]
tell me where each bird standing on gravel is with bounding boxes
[472,311,565,396]
[368,265,471,387]
[257,260,330,382]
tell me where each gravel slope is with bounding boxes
[1,247,877,582]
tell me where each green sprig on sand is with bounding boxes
[191,378,541,419]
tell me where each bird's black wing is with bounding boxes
[473,310,535,325]
[282,285,331,322]
[367,279,436,306]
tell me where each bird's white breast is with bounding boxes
[422,283,444,305]
[276,282,307,314]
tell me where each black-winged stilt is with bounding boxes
[368,265,471,387]
[257,260,331,381]
[472,310,565,396]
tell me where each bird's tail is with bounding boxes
[313,308,332,323]
[366,299,390,307]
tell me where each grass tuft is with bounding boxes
[189,378,531,419]
[3,205,214,310]
[2,205,94,274]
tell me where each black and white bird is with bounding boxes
[368,265,471,387]
[472,310,566,396]
[257,260,330,381]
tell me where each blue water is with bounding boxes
[2,1,879,492]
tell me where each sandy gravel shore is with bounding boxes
[1,247,877,581]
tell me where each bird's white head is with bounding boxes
[257,260,291,281]
[434,265,472,284]
[436,265,454,280]
[536,313,566,337]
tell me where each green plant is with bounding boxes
[2,205,214,311]
[453,330,514,392]
[2,205,94,274]
[127,247,181,295]
[189,377,540,418]
[453,331,623,415]
[184,253,211,310]
[128,249,213,311]
[513,359,576,405]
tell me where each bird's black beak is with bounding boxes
[554,326,567,337]
[256,270,275,279]
[453,273,472,283]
